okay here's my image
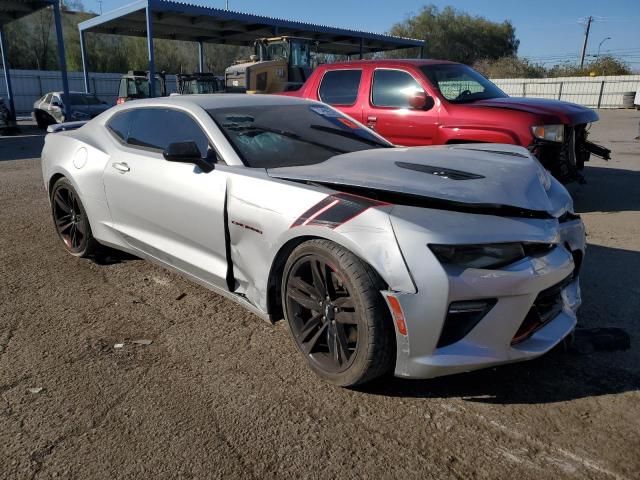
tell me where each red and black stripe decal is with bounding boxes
[291,193,387,229]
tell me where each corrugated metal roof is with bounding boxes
[79,0,424,55]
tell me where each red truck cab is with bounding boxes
[283,59,610,183]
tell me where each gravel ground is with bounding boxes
[1,110,639,479]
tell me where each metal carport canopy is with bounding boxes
[1,0,70,121]
[78,0,425,94]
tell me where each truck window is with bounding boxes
[419,64,507,103]
[318,70,362,106]
[371,69,424,108]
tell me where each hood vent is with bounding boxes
[395,161,485,180]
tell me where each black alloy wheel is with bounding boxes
[286,254,358,373]
[50,178,97,257]
[282,239,395,386]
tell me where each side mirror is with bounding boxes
[408,91,435,111]
[163,141,214,173]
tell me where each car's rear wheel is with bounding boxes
[35,111,50,130]
[50,177,98,257]
[282,239,395,386]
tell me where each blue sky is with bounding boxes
[83,0,640,68]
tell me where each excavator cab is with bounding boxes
[225,37,314,94]
[116,71,167,104]
[176,73,225,95]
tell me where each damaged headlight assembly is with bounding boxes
[429,243,527,269]
[531,124,564,143]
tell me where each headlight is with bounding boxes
[429,243,526,269]
[531,124,564,143]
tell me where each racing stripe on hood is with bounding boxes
[291,193,386,229]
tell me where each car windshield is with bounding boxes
[420,64,507,104]
[208,104,391,168]
[67,94,103,105]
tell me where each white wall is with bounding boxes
[491,75,640,109]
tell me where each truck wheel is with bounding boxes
[282,239,395,386]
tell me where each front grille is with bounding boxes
[511,275,573,345]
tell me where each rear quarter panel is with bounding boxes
[42,127,116,245]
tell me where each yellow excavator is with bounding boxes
[224,37,314,94]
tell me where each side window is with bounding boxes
[371,69,424,108]
[43,93,53,105]
[127,108,211,157]
[118,79,127,98]
[318,70,362,106]
[107,111,133,142]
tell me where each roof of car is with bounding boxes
[116,94,318,111]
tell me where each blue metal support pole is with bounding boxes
[0,26,16,121]
[198,40,204,72]
[79,30,90,93]
[419,45,425,59]
[146,1,156,97]
[359,37,364,59]
[52,0,70,119]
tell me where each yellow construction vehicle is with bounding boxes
[224,37,314,94]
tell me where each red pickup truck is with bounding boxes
[283,59,610,183]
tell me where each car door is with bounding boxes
[49,94,64,123]
[362,68,439,146]
[102,107,230,289]
[316,69,364,122]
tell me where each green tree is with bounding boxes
[473,56,546,79]
[548,56,632,77]
[388,4,519,64]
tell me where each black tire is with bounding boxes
[50,177,99,257]
[282,239,395,386]
[35,111,48,130]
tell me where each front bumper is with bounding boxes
[385,216,585,379]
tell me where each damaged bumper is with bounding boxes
[530,124,610,184]
[386,210,586,380]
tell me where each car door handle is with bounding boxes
[112,162,130,173]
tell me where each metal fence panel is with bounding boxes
[2,70,640,116]
[492,75,640,109]
[0,69,178,116]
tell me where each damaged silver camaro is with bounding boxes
[41,95,585,386]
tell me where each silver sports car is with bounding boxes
[41,94,585,386]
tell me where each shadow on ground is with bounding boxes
[0,125,45,161]
[572,166,640,213]
[362,243,639,404]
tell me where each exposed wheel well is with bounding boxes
[266,236,317,322]
[48,173,65,197]
[266,235,389,322]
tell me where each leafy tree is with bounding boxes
[547,56,632,77]
[473,56,546,79]
[388,4,519,64]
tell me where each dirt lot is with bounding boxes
[1,110,639,479]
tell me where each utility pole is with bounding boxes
[579,16,593,69]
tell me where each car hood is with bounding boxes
[268,144,569,217]
[469,97,598,125]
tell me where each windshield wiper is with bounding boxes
[309,124,391,148]
[232,124,347,154]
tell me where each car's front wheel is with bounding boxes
[282,239,395,386]
[50,177,98,257]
